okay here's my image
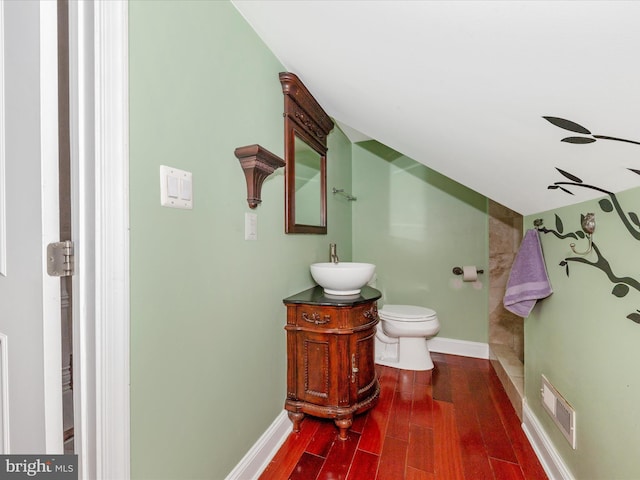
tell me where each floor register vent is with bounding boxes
[541,374,576,449]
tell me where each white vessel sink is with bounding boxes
[310,262,376,295]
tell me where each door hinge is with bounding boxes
[47,241,75,277]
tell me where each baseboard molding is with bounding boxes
[427,336,489,359]
[522,400,575,480]
[225,410,291,480]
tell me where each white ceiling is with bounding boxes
[232,1,640,216]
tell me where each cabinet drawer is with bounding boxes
[349,302,379,329]
[292,302,379,330]
[295,306,341,329]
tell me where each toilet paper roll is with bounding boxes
[462,266,478,282]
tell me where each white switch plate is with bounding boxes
[160,165,193,209]
[245,212,258,240]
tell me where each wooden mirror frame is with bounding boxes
[280,72,334,234]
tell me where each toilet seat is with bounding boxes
[379,305,437,322]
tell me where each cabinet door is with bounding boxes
[350,327,377,402]
[296,331,337,406]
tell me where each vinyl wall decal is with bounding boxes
[549,168,640,239]
[540,169,640,323]
[541,116,640,323]
[543,116,640,146]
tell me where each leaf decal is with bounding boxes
[628,168,640,176]
[612,284,629,298]
[558,186,574,195]
[599,199,613,212]
[561,137,597,144]
[558,260,568,275]
[627,311,640,324]
[543,116,591,134]
[556,168,583,183]
[555,214,564,234]
[576,231,585,239]
[630,212,640,228]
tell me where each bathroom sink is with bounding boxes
[310,262,376,295]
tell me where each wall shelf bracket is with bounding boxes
[234,144,285,209]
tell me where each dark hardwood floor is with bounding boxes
[259,353,547,480]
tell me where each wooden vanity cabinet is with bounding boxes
[283,286,381,440]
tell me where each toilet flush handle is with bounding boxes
[351,354,359,383]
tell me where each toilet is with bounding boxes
[375,304,440,371]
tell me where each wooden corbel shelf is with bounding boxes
[234,144,285,209]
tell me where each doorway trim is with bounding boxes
[0,0,6,278]
[69,1,129,478]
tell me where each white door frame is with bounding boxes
[40,0,64,455]
[69,1,129,478]
[0,0,6,278]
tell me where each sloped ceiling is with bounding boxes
[232,0,640,216]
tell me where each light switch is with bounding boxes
[160,165,193,209]
[167,175,179,198]
[245,212,258,240]
[180,178,192,201]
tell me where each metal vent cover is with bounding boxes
[541,374,576,449]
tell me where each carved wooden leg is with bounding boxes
[288,411,304,433]
[334,416,352,440]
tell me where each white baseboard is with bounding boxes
[225,410,291,480]
[427,336,489,359]
[522,400,575,480]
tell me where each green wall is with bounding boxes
[352,141,489,343]
[525,186,640,479]
[129,4,640,478]
[129,2,493,477]
[129,2,352,478]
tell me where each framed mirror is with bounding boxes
[293,133,324,226]
[280,72,334,234]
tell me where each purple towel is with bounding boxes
[503,229,553,318]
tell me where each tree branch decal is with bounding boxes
[536,213,580,241]
[548,168,640,240]
[541,117,640,323]
[543,116,640,146]
[561,243,640,297]
[539,225,640,324]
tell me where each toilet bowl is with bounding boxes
[375,304,440,371]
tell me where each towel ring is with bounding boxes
[569,213,596,255]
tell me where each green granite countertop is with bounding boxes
[283,285,381,307]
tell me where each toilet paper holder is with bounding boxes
[452,266,484,275]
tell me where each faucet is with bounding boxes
[329,243,339,264]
